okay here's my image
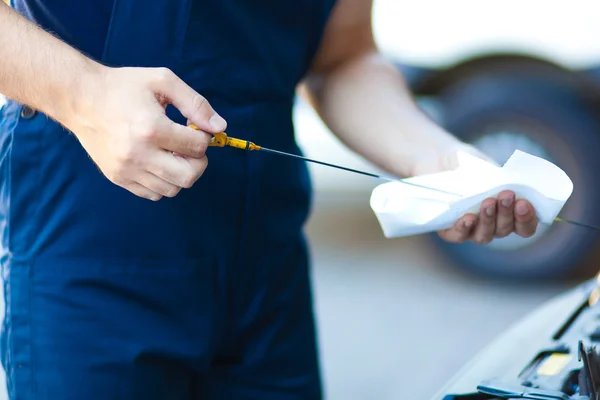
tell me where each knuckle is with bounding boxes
[163,187,180,198]
[191,94,209,114]
[117,145,138,166]
[482,213,496,224]
[135,188,161,202]
[495,228,511,238]
[109,171,126,186]
[180,157,208,188]
[471,237,483,245]
[180,177,195,189]
[519,227,536,238]
[498,205,513,215]
[180,172,198,188]
[438,231,456,243]
[458,229,472,240]
[453,235,467,244]
[190,140,208,157]
[196,156,208,179]
[112,163,130,182]
[452,228,465,239]
[154,67,175,84]
[141,127,159,142]
[472,235,491,245]
[495,223,513,237]
[152,165,167,180]
[135,120,160,142]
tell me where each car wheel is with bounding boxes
[429,72,600,280]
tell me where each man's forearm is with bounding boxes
[304,51,463,178]
[0,3,101,123]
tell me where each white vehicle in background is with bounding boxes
[295,0,600,280]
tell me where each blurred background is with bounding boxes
[2,0,600,399]
[294,0,600,399]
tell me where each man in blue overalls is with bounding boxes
[0,0,539,398]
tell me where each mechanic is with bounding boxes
[0,0,539,398]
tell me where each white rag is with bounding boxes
[370,150,573,238]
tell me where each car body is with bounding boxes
[431,277,600,399]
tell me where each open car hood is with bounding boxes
[432,277,600,399]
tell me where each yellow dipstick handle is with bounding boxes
[188,124,261,151]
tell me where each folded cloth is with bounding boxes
[370,149,573,238]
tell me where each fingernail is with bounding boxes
[209,113,226,131]
[516,202,529,215]
[486,207,494,217]
[501,197,513,207]
[464,220,473,228]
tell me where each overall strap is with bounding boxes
[101,0,193,70]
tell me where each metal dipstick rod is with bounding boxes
[189,127,600,232]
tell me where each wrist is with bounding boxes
[407,140,497,177]
[49,59,108,130]
[403,132,464,176]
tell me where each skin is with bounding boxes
[303,0,538,244]
[0,3,226,201]
[0,1,538,244]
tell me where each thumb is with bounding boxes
[151,68,227,133]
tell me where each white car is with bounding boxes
[431,276,600,399]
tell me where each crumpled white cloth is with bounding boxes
[369,150,573,238]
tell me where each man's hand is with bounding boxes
[64,66,227,201]
[0,5,225,201]
[439,192,538,244]
[411,143,539,244]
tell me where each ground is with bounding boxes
[306,190,571,400]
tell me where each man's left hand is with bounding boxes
[439,192,538,244]
[411,142,539,244]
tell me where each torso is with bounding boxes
[2,0,336,262]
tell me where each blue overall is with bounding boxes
[0,0,336,398]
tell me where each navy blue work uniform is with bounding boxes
[0,0,336,398]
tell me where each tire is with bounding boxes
[429,72,600,281]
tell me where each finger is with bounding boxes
[438,214,477,243]
[148,151,208,189]
[127,183,163,202]
[495,191,515,238]
[136,173,182,198]
[154,117,212,158]
[472,198,497,244]
[151,68,227,133]
[514,200,538,238]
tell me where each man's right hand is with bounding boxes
[1,5,223,200]
[64,66,227,201]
